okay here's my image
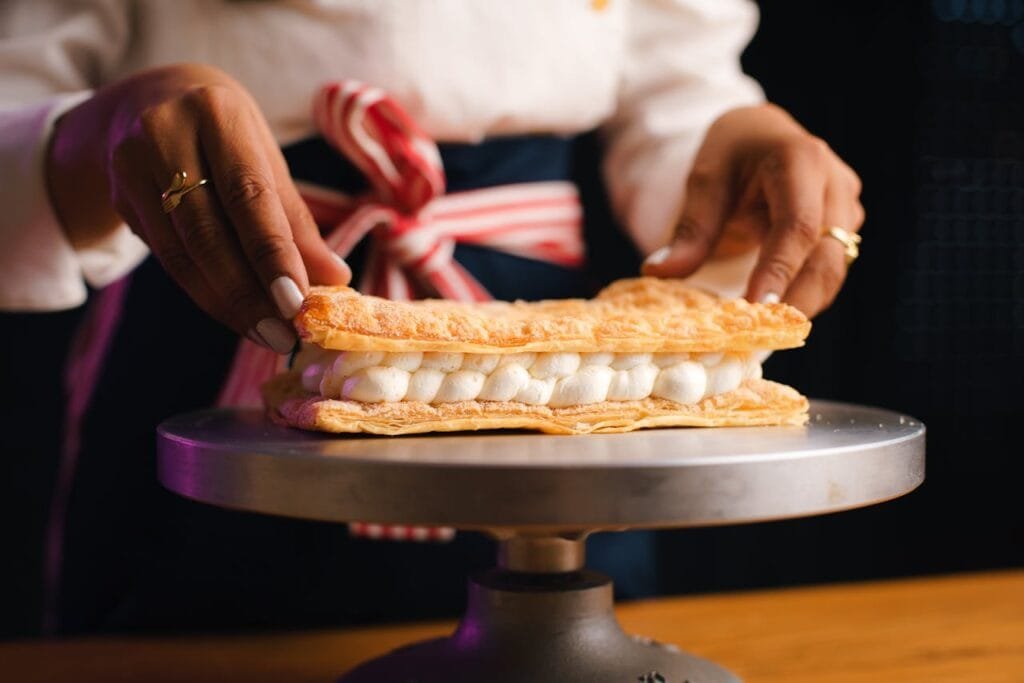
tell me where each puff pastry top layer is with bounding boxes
[296,277,810,354]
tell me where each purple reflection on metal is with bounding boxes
[451,615,483,651]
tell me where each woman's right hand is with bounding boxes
[47,63,350,352]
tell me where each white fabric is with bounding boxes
[0,91,148,309]
[0,0,764,311]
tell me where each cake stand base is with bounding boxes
[156,403,925,682]
[339,568,740,683]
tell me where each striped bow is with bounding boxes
[307,81,583,302]
[217,82,585,541]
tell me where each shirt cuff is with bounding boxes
[76,222,149,290]
[0,92,148,311]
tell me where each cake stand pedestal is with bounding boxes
[158,400,924,682]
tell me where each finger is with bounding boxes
[710,169,771,259]
[276,174,352,287]
[781,240,844,317]
[133,96,297,351]
[745,139,828,303]
[165,173,299,353]
[110,135,270,345]
[783,176,865,317]
[642,164,730,277]
[140,105,297,352]
[192,90,309,319]
[254,120,353,288]
[127,182,280,351]
[711,210,769,259]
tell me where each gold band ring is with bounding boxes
[161,171,210,213]
[823,225,862,265]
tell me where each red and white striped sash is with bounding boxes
[300,179,584,303]
[218,81,585,541]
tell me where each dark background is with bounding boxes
[2,1,1022,637]
[654,0,1024,595]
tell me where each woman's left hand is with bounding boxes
[641,104,864,318]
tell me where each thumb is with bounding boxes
[641,170,730,278]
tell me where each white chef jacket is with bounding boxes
[0,0,763,311]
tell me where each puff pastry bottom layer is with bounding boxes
[264,371,809,436]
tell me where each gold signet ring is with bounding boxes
[823,225,862,265]
[161,171,210,213]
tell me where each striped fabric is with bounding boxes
[217,81,586,541]
[348,522,456,543]
[302,179,584,302]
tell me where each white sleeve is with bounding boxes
[0,1,147,312]
[603,0,765,259]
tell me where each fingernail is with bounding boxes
[760,292,781,304]
[331,253,353,283]
[247,329,270,349]
[270,276,305,319]
[256,318,297,354]
[644,246,671,267]
[331,253,350,272]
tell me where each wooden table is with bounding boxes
[3,570,1022,682]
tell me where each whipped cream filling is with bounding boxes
[297,346,767,408]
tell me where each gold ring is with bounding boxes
[161,171,210,213]
[823,225,861,265]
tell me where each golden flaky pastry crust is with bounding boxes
[264,372,809,436]
[295,277,810,354]
[270,278,811,434]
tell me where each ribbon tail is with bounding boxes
[425,261,492,302]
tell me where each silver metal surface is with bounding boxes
[156,401,925,683]
[158,401,925,533]
[338,570,741,683]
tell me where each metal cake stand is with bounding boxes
[158,400,925,682]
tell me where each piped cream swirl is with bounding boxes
[296,347,766,408]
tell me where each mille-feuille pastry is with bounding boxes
[263,277,811,435]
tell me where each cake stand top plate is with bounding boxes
[158,400,924,533]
